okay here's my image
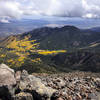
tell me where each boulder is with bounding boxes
[15,71,21,82]
[56,98,63,100]
[13,92,33,100]
[19,70,56,100]
[52,78,66,89]
[0,64,16,86]
[0,64,16,100]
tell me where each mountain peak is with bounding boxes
[61,25,79,31]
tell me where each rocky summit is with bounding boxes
[0,64,100,100]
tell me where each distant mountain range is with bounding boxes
[1,18,100,37]
[0,19,49,37]
[0,25,100,73]
[90,27,100,32]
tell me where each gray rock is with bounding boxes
[0,64,16,86]
[56,97,63,100]
[97,93,100,100]
[19,70,56,100]
[88,93,97,99]
[15,71,21,82]
[0,64,16,100]
[13,92,33,100]
[53,78,66,89]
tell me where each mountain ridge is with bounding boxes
[0,25,100,73]
[1,25,100,51]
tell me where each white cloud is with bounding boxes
[0,0,23,22]
[82,0,100,18]
[0,0,100,22]
[0,18,10,23]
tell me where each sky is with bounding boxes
[0,0,100,23]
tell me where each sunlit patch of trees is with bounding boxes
[7,36,39,51]
[31,50,67,55]
[0,35,67,68]
[1,35,40,67]
[0,54,6,58]
[89,43,100,48]
[31,58,41,63]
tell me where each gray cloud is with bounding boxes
[0,0,100,23]
[0,0,23,23]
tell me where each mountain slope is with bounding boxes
[0,25,100,73]
[1,25,100,50]
[20,26,100,51]
[0,19,49,37]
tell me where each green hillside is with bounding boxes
[0,26,100,73]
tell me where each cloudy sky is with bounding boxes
[0,0,100,23]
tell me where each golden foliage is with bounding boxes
[0,35,67,68]
[31,58,42,63]
[0,54,6,58]
[7,36,39,52]
[37,50,67,55]
[89,43,100,47]
[6,35,40,66]
[7,59,13,63]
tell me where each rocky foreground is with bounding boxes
[0,64,100,100]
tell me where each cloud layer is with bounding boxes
[0,0,100,22]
